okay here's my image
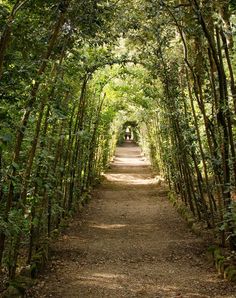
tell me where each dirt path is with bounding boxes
[29,142,236,297]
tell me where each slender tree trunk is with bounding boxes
[67,76,89,211]
[87,93,106,186]
[0,3,69,267]
[0,0,29,79]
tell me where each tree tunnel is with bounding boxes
[118,121,138,143]
[0,0,236,284]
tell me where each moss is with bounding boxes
[8,276,34,295]
[78,202,84,211]
[51,229,60,239]
[213,248,222,261]
[215,253,224,264]
[224,266,236,281]
[31,252,44,266]
[207,245,217,254]
[2,275,36,297]
[20,265,31,278]
[30,263,38,278]
[214,249,225,274]
[81,192,91,206]
[228,269,236,281]
[2,285,22,298]
[191,223,202,235]
[216,258,225,274]
[187,218,195,225]
[59,218,70,229]
[30,245,48,278]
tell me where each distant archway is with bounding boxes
[121,121,139,142]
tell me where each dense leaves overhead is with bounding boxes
[0,0,236,286]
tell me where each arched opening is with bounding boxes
[121,121,138,142]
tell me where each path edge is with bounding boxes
[168,191,236,283]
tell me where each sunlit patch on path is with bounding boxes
[29,141,236,298]
[103,173,161,185]
[89,223,127,230]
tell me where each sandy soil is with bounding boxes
[28,141,236,297]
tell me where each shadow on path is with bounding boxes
[28,141,236,298]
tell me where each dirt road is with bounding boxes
[29,142,236,297]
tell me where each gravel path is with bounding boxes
[29,142,236,297]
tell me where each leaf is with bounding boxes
[0,133,13,143]
[12,161,19,170]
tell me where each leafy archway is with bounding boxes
[0,0,236,282]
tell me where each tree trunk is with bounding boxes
[0,3,69,266]
[0,0,29,79]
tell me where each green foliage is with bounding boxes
[0,0,236,286]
